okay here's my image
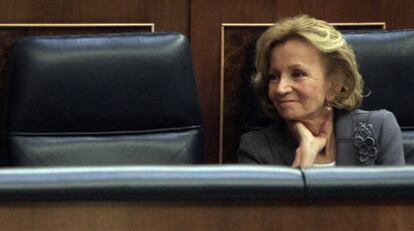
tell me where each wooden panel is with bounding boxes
[382,0,414,29]
[275,0,414,30]
[0,200,413,230]
[221,25,266,163]
[191,0,278,163]
[0,0,189,35]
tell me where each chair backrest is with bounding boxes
[6,32,204,166]
[243,29,414,163]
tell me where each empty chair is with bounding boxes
[6,32,203,166]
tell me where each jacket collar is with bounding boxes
[334,109,359,165]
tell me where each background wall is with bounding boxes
[1,0,413,163]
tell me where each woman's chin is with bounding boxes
[277,108,325,122]
[278,113,299,121]
[277,109,299,120]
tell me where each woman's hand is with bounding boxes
[290,121,330,168]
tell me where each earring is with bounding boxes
[325,101,333,111]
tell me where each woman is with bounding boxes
[238,15,405,167]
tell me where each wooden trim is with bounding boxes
[0,23,155,32]
[0,199,412,230]
[331,22,386,30]
[221,22,386,29]
[219,24,225,164]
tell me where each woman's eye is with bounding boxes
[268,73,279,81]
[291,69,306,78]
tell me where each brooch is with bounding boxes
[353,122,378,165]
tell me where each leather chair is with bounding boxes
[5,32,204,166]
[243,29,414,164]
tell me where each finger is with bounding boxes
[292,122,313,140]
[292,148,302,167]
[315,138,328,152]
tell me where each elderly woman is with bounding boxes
[238,15,405,167]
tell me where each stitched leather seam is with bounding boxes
[7,125,202,136]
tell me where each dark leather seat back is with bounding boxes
[6,32,203,166]
[243,29,414,163]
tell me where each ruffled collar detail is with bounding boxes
[353,122,378,165]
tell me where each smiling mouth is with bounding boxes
[277,100,297,107]
[278,100,297,104]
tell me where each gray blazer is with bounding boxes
[238,109,405,166]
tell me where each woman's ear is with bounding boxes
[326,72,344,101]
[332,80,343,93]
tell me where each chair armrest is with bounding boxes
[0,165,303,201]
[303,166,414,198]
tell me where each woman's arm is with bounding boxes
[375,110,405,165]
[237,132,262,164]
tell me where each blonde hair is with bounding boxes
[254,15,363,119]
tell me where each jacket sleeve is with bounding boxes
[237,132,262,164]
[375,110,406,165]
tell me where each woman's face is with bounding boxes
[267,38,335,122]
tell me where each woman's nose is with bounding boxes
[274,76,292,95]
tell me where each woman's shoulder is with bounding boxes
[337,109,404,165]
[349,108,395,116]
[335,109,399,139]
[345,109,400,142]
[348,109,397,124]
[240,123,285,141]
